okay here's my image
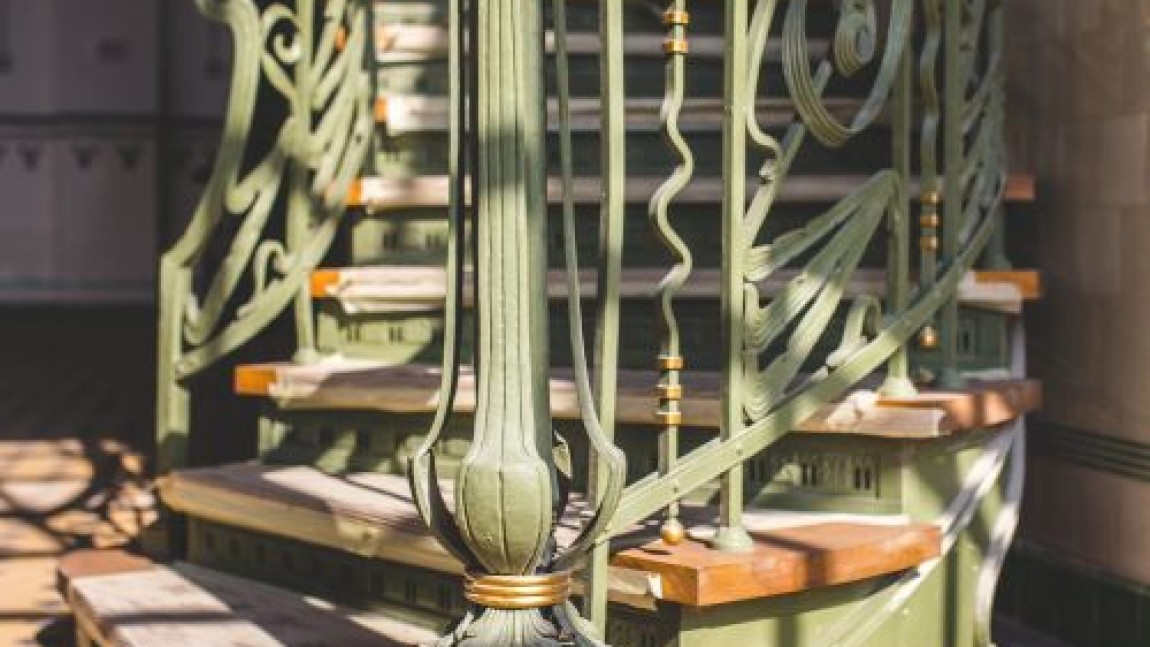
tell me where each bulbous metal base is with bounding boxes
[429,603,608,647]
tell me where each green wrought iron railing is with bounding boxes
[156,0,374,471]
[157,0,1013,643]
[406,0,1011,643]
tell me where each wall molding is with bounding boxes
[1029,419,1150,482]
[998,541,1150,646]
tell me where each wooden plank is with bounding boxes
[66,558,437,647]
[876,379,1044,432]
[377,95,860,134]
[235,361,1041,437]
[309,265,1040,313]
[613,522,941,607]
[1005,173,1037,203]
[59,548,154,583]
[975,270,1042,300]
[345,173,1038,210]
[372,29,818,61]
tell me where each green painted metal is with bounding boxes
[403,0,623,641]
[165,0,1022,643]
[583,0,628,628]
[156,0,373,472]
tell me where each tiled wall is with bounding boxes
[1008,1,1150,587]
[0,0,227,302]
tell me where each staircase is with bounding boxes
[66,0,1042,645]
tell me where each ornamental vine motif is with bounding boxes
[167,0,372,378]
[157,0,373,470]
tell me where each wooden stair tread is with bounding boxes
[310,266,1041,313]
[377,95,859,134]
[373,28,821,61]
[346,173,1038,209]
[60,550,436,646]
[160,463,936,608]
[614,522,941,606]
[160,462,667,609]
[235,361,1041,437]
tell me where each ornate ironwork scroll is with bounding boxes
[649,0,696,548]
[596,0,1009,546]
[157,0,374,471]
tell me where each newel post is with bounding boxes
[424,0,607,643]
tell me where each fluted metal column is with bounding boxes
[425,0,605,643]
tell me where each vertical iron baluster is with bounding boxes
[917,0,943,355]
[650,0,696,546]
[583,0,628,629]
[939,0,965,388]
[983,0,1010,271]
[290,0,319,363]
[882,5,916,398]
[715,0,753,553]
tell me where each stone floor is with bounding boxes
[0,308,155,646]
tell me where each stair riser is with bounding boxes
[315,301,1014,374]
[254,407,1002,519]
[187,518,669,646]
[376,55,795,98]
[374,129,895,178]
[346,203,887,267]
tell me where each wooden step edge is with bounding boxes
[309,266,1042,309]
[61,550,439,647]
[613,522,941,607]
[974,269,1042,300]
[374,95,862,134]
[59,548,155,591]
[368,27,824,61]
[343,173,1039,210]
[235,362,1041,438]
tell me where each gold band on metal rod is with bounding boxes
[463,572,572,610]
[663,9,690,25]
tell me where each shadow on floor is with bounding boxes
[0,307,156,647]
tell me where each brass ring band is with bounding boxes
[919,213,940,228]
[664,38,689,54]
[656,383,684,400]
[658,355,685,370]
[921,190,941,206]
[335,27,348,52]
[463,572,571,610]
[920,236,939,252]
[663,9,690,25]
[656,410,684,426]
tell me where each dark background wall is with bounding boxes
[1007,0,1150,585]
